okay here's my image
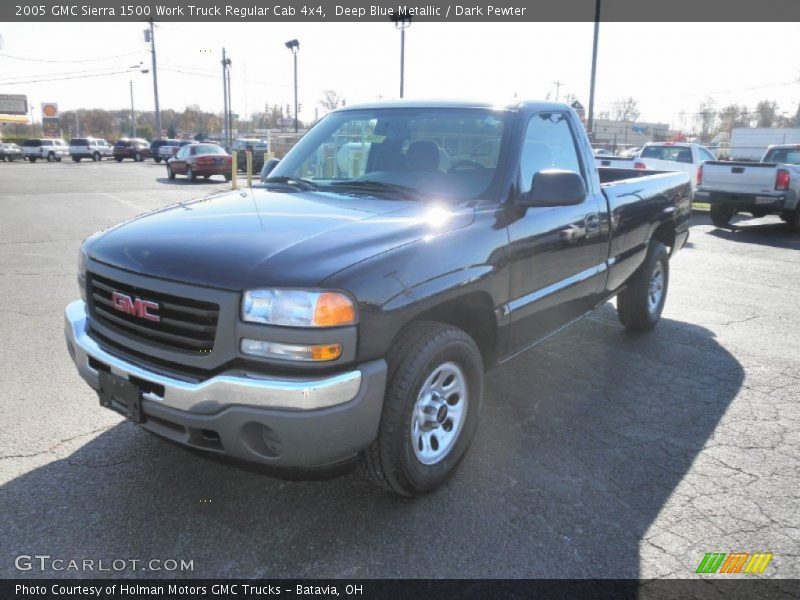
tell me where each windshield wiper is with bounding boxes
[262,176,319,191]
[327,180,422,200]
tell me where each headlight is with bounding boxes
[77,246,88,302]
[242,289,356,327]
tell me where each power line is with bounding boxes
[0,50,142,64]
[0,69,136,86]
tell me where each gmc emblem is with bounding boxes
[111,291,160,322]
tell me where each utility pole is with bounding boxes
[130,80,136,137]
[145,20,162,139]
[587,0,601,142]
[227,57,233,144]
[552,80,563,102]
[222,48,229,146]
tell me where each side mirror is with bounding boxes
[520,169,587,208]
[260,158,280,181]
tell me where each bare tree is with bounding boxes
[754,100,779,128]
[610,97,640,122]
[716,104,750,136]
[319,90,344,114]
[694,98,716,143]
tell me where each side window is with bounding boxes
[519,112,583,194]
[699,148,715,162]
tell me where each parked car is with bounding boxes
[232,138,269,173]
[113,138,151,162]
[634,142,717,194]
[69,137,113,162]
[618,146,641,158]
[150,138,180,163]
[593,148,613,156]
[158,140,193,161]
[21,138,69,162]
[166,142,232,181]
[0,142,23,161]
[65,100,690,496]
[695,143,800,231]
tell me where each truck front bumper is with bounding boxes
[64,300,387,469]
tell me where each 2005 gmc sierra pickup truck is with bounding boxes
[65,101,691,496]
[695,144,800,231]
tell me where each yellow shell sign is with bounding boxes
[41,103,59,118]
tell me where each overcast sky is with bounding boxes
[1,21,798,130]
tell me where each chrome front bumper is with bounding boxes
[64,300,367,413]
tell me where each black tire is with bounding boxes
[204,174,211,180]
[134,152,142,162]
[710,204,735,228]
[1,155,6,162]
[187,166,197,182]
[154,156,162,163]
[784,209,800,233]
[167,165,175,180]
[617,242,669,332]
[360,321,483,497]
[115,156,123,162]
[224,174,232,182]
[56,157,62,162]
[47,152,55,162]
[72,156,81,162]
[93,152,100,161]
[29,156,37,163]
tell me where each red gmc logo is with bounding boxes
[111,291,160,322]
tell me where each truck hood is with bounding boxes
[86,188,474,290]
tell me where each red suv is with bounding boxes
[113,138,151,162]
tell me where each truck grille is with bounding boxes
[88,273,219,353]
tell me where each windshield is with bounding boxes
[266,108,509,200]
[640,145,693,163]
[763,147,800,165]
[194,144,225,155]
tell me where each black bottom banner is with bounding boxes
[3,579,799,600]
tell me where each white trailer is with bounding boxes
[730,128,800,161]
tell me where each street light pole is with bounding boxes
[130,80,136,137]
[587,0,601,141]
[146,20,162,139]
[391,15,411,98]
[226,57,233,144]
[285,39,299,133]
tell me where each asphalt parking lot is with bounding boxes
[1,159,798,579]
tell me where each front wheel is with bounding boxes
[360,321,483,497]
[115,156,123,162]
[167,165,175,180]
[617,242,669,332]
[29,156,37,163]
[47,152,55,162]
[72,156,81,162]
[134,152,142,162]
[154,156,162,163]
[710,204,735,228]
[93,152,100,161]
[186,166,197,182]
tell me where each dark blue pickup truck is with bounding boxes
[65,100,691,496]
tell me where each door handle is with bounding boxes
[585,213,601,235]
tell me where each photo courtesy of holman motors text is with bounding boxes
[1,0,799,598]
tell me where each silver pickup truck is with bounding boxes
[695,144,800,231]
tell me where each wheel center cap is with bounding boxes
[436,404,448,424]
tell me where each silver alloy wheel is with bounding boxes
[648,261,665,314]
[186,167,193,180]
[411,361,468,465]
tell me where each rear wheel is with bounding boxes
[1,156,6,162]
[154,156,162,163]
[115,156,123,162]
[224,174,232,182]
[93,152,101,161]
[617,242,669,332]
[360,321,483,497]
[72,156,81,162]
[29,156,37,163]
[47,152,55,162]
[167,165,175,180]
[134,152,142,162]
[783,209,800,233]
[710,205,735,228]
